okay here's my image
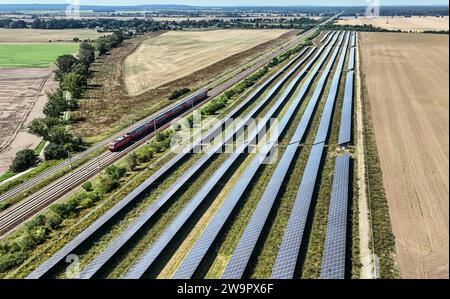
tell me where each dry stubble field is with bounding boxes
[338,16,449,32]
[0,68,58,173]
[360,32,449,278]
[124,29,290,96]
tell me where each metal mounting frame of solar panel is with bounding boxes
[122,38,335,280]
[320,154,350,279]
[221,32,349,279]
[78,47,319,280]
[172,33,342,280]
[338,71,354,147]
[347,47,355,71]
[25,45,311,280]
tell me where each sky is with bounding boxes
[0,0,448,6]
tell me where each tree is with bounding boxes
[28,117,63,140]
[55,54,78,80]
[96,39,110,56]
[43,89,67,118]
[10,149,36,173]
[44,142,68,160]
[78,42,95,67]
[47,125,75,145]
[60,72,85,99]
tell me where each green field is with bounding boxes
[0,43,79,68]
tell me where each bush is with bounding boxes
[136,146,154,163]
[104,165,126,181]
[45,212,63,230]
[79,197,94,209]
[10,149,36,173]
[0,252,26,273]
[98,175,118,194]
[44,142,68,160]
[82,181,93,192]
[169,88,191,100]
[126,153,138,171]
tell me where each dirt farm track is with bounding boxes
[360,32,449,278]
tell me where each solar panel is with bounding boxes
[222,32,350,279]
[348,47,355,71]
[320,154,350,279]
[351,34,356,48]
[26,45,310,280]
[320,31,331,43]
[338,71,354,146]
[314,31,350,145]
[125,40,335,279]
[271,142,325,279]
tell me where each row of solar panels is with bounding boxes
[320,154,351,279]
[26,42,311,279]
[85,45,320,280]
[319,32,356,279]
[125,32,340,279]
[338,32,356,146]
[270,32,349,279]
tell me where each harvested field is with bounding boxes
[360,32,449,278]
[124,29,290,96]
[71,30,297,140]
[0,68,58,173]
[0,29,110,43]
[337,16,449,32]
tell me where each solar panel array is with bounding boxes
[173,33,341,279]
[222,32,347,279]
[271,142,325,279]
[26,43,310,280]
[348,47,355,71]
[338,71,354,146]
[320,154,350,279]
[314,31,350,145]
[123,40,332,279]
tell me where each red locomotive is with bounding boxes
[109,89,208,151]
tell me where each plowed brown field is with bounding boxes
[360,32,449,278]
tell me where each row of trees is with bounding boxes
[0,16,322,32]
[24,33,126,164]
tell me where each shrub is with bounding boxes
[79,197,94,209]
[45,212,63,230]
[0,252,26,273]
[82,181,93,192]
[44,142,68,160]
[136,146,154,163]
[104,165,126,181]
[10,149,36,173]
[126,153,138,171]
[98,175,118,194]
[169,88,191,100]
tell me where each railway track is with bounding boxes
[0,15,341,238]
